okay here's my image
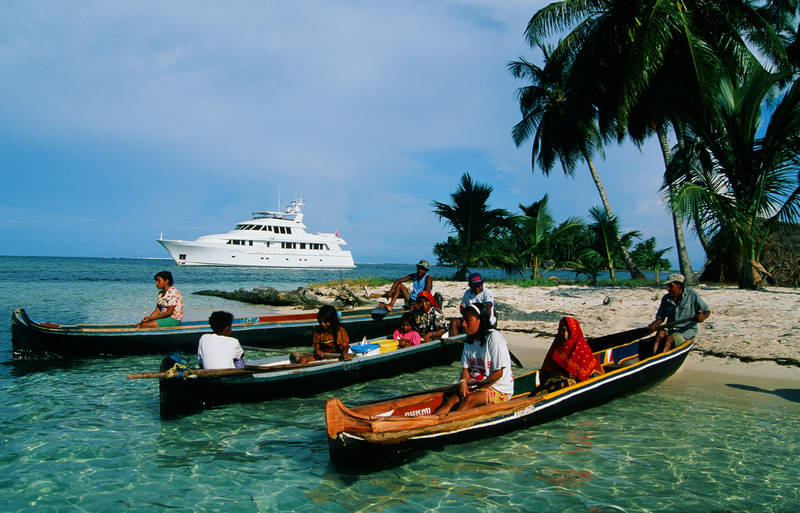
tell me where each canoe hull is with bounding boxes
[11,307,402,359]
[158,338,464,419]
[326,339,693,468]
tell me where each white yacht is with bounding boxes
[157,197,356,268]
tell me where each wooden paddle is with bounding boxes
[127,359,337,380]
[240,346,341,358]
[586,316,697,352]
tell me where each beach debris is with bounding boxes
[194,286,328,309]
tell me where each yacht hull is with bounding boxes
[158,239,356,269]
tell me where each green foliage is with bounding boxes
[432,173,511,280]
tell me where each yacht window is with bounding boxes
[268,226,273,231]
[227,240,232,244]
[249,241,253,246]
[286,228,292,234]
[261,226,268,231]
[300,243,306,249]
[235,224,244,230]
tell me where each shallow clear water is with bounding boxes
[1,256,799,512]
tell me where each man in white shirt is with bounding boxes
[197,311,245,369]
[450,272,497,335]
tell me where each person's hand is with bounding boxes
[342,352,353,361]
[647,321,659,332]
[694,310,707,322]
[313,350,324,360]
[422,332,433,342]
[457,380,469,398]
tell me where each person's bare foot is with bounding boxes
[384,302,394,312]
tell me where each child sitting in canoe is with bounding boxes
[197,311,245,369]
[294,305,353,365]
[433,303,514,414]
[532,316,603,398]
[393,312,421,348]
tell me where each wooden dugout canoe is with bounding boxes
[11,307,402,359]
[325,335,694,468]
[155,336,465,420]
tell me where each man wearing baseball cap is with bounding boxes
[449,272,497,336]
[382,259,433,312]
[647,273,710,355]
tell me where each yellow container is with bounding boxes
[378,339,399,353]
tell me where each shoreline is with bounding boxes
[321,280,800,379]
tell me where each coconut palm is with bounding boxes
[520,0,789,284]
[514,194,583,279]
[432,173,510,280]
[668,62,800,288]
[508,51,646,279]
[584,205,641,281]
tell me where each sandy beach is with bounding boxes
[360,281,800,384]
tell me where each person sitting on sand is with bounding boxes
[412,291,447,342]
[393,312,422,348]
[382,259,433,312]
[449,272,496,336]
[434,304,514,415]
[197,311,245,369]
[137,271,183,328]
[532,317,604,399]
[294,305,352,365]
[647,273,710,356]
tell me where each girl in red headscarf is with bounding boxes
[534,317,604,397]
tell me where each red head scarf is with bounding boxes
[541,317,602,381]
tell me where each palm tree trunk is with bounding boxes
[582,149,646,280]
[656,125,698,284]
[674,121,712,267]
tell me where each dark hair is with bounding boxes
[317,304,342,345]
[462,303,492,345]
[208,311,234,334]
[154,271,174,286]
[400,312,417,331]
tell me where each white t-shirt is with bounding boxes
[460,329,513,396]
[461,286,496,326]
[197,333,244,369]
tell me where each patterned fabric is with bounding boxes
[486,386,511,404]
[413,307,447,336]
[540,317,602,382]
[157,286,183,321]
[312,326,350,355]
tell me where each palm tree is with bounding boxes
[432,173,510,280]
[508,50,646,279]
[520,0,789,284]
[585,206,641,281]
[514,194,583,279]
[668,62,800,288]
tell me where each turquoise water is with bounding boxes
[1,256,799,512]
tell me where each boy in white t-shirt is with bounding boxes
[197,311,245,369]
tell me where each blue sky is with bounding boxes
[0,1,705,268]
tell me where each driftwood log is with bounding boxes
[194,284,372,309]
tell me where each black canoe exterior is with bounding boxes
[328,339,693,468]
[11,307,402,359]
[158,338,464,419]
